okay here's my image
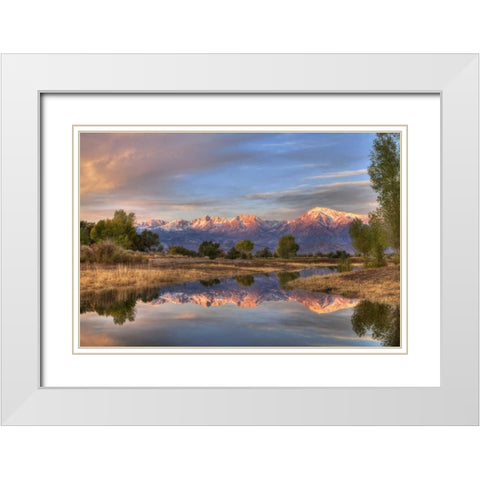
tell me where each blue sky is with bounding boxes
[80,132,378,222]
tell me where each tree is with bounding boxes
[368,211,389,267]
[80,220,95,245]
[198,240,223,259]
[254,247,273,258]
[133,230,161,252]
[349,218,371,257]
[235,239,254,258]
[89,210,138,249]
[90,219,106,243]
[276,235,299,258]
[368,133,400,252]
[226,246,241,259]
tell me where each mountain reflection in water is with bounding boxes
[80,268,400,348]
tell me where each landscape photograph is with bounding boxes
[78,130,401,348]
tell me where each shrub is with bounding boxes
[89,239,147,264]
[80,245,95,263]
[226,247,241,259]
[93,239,118,263]
[254,247,273,258]
[198,241,223,259]
[169,245,198,257]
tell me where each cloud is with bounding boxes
[244,180,377,216]
[80,132,376,221]
[307,168,368,179]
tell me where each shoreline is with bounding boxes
[80,257,363,293]
[286,265,400,305]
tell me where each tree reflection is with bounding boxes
[276,271,300,290]
[80,287,160,325]
[351,301,400,346]
[199,278,221,287]
[235,275,255,287]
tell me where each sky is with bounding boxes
[80,132,378,222]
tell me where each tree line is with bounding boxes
[81,210,161,252]
[169,235,300,259]
[349,133,400,267]
[80,210,300,260]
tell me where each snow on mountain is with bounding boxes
[148,275,360,314]
[136,207,368,253]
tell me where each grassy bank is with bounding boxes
[287,265,400,305]
[80,256,363,293]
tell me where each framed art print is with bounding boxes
[1,54,478,424]
[72,124,408,355]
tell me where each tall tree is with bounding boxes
[276,235,299,258]
[349,218,371,257]
[368,133,401,252]
[235,239,254,258]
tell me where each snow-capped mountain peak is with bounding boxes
[136,207,368,253]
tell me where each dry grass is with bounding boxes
[288,265,400,305]
[80,257,351,293]
[81,265,192,291]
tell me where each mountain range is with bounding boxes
[136,206,368,254]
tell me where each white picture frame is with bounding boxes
[1,54,478,425]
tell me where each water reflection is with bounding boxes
[80,268,398,348]
[276,271,300,289]
[80,287,159,325]
[235,275,255,287]
[199,278,221,287]
[351,301,400,347]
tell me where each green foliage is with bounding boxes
[80,288,160,325]
[254,247,273,258]
[351,301,400,347]
[276,235,299,258]
[169,245,198,257]
[276,271,300,289]
[80,221,95,245]
[368,133,401,252]
[367,212,389,267]
[89,210,138,249]
[349,215,390,268]
[349,219,371,257]
[225,246,241,259]
[235,275,255,287]
[327,250,351,259]
[235,239,254,258]
[198,240,223,259]
[133,230,161,252]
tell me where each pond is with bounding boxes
[80,268,400,348]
